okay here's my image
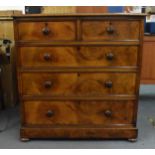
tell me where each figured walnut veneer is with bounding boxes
[13,13,145,141]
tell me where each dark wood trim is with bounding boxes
[21,95,137,101]
[20,126,138,139]
[22,124,135,128]
[15,41,140,46]
[18,67,138,73]
[14,17,77,22]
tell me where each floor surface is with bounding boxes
[0,85,155,149]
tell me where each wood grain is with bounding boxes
[13,14,145,140]
[17,21,76,41]
[82,20,140,41]
[19,46,138,68]
[23,100,135,126]
[20,73,137,96]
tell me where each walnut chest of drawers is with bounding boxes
[13,14,145,141]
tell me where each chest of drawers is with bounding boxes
[13,14,145,141]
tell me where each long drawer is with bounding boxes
[20,73,137,96]
[81,20,140,41]
[19,46,138,68]
[17,21,76,41]
[23,100,135,126]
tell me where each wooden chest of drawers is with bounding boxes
[13,14,145,141]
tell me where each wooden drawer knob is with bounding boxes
[46,110,54,117]
[44,81,52,89]
[104,80,113,88]
[43,53,51,61]
[105,52,114,60]
[42,23,50,35]
[106,23,115,34]
[104,110,112,117]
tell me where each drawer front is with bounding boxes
[81,20,140,41]
[17,21,76,41]
[21,73,136,96]
[23,100,135,126]
[19,46,138,68]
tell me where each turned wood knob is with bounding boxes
[106,23,115,34]
[104,110,112,117]
[43,53,51,61]
[44,81,52,89]
[105,52,114,61]
[46,110,54,117]
[42,23,50,35]
[104,80,113,88]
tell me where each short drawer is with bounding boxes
[19,46,138,68]
[20,73,137,96]
[23,100,135,126]
[17,21,76,41]
[81,20,140,41]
